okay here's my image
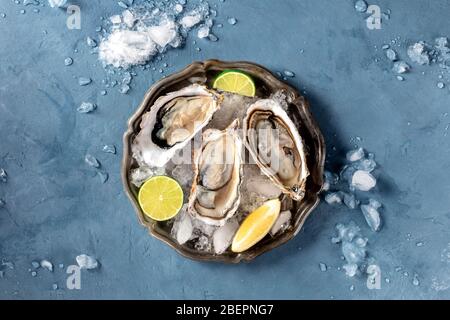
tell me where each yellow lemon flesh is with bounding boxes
[231,199,281,253]
[138,176,183,221]
[213,70,256,97]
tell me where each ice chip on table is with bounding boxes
[319,262,327,272]
[0,168,7,183]
[407,42,430,65]
[354,0,368,12]
[76,254,99,270]
[31,261,40,269]
[213,219,239,254]
[97,171,109,183]
[412,274,420,286]
[174,4,183,14]
[197,25,210,38]
[117,1,128,9]
[227,17,237,25]
[360,199,382,232]
[343,263,358,277]
[437,82,445,89]
[64,57,73,66]
[120,84,130,94]
[351,170,376,191]
[343,192,359,209]
[346,147,365,162]
[40,259,53,272]
[78,77,92,86]
[180,12,203,29]
[325,192,343,205]
[129,166,161,187]
[392,61,410,74]
[1,259,14,269]
[48,0,67,8]
[102,144,116,154]
[86,37,97,48]
[342,242,366,264]
[270,210,292,236]
[353,158,376,172]
[340,165,356,182]
[77,102,96,113]
[171,206,193,245]
[85,154,100,168]
[386,49,397,61]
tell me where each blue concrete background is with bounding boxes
[1,0,449,299]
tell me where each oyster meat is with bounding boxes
[188,120,243,226]
[243,96,309,201]
[132,84,223,167]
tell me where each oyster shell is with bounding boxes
[132,84,223,167]
[243,96,309,201]
[188,119,243,226]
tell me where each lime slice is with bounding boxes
[138,176,184,221]
[213,70,256,97]
[231,199,281,253]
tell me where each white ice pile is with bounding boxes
[322,147,382,232]
[98,1,213,69]
[332,222,370,277]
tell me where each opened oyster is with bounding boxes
[243,97,309,201]
[132,84,223,168]
[188,120,243,226]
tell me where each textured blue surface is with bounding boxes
[1,0,449,299]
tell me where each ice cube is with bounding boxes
[0,168,7,183]
[412,274,420,286]
[197,25,210,38]
[77,102,96,113]
[360,200,382,231]
[78,77,92,86]
[346,147,365,162]
[122,10,135,28]
[102,144,116,154]
[319,262,327,272]
[323,170,339,191]
[283,70,295,77]
[117,1,128,9]
[180,13,203,29]
[86,37,97,48]
[353,158,376,172]
[171,208,193,245]
[437,82,445,89]
[40,259,53,272]
[351,170,376,191]
[64,57,73,66]
[343,263,358,277]
[171,164,193,189]
[325,192,343,205]
[48,0,67,8]
[340,165,356,182]
[120,84,130,94]
[386,49,397,61]
[97,171,108,183]
[270,210,292,236]
[76,254,99,270]
[227,17,237,25]
[392,61,410,74]
[213,219,239,254]
[110,15,122,24]
[354,0,368,12]
[85,154,100,168]
[343,192,359,209]
[130,166,154,187]
[342,242,366,265]
[407,42,430,65]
